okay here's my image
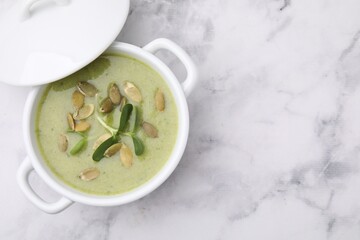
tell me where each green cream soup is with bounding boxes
[36,54,178,195]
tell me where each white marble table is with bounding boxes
[2,0,360,239]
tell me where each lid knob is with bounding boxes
[21,0,70,20]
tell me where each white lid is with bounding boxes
[0,0,129,86]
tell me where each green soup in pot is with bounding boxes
[35,53,178,195]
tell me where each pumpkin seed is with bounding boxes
[124,82,142,103]
[93,133,112,150]
[74,121,91,132]
[67,113,75,130]
[79,167,100,181]
[108,83,121,105]
[72,90,85,110]
[104,143,122,157]
[77,81,98,97]
[100,97,113,113]
[73,104,94,120]
[58,134,68,152]
[142,122,158,138]
[155,89,165,111]
[120,144,133,168]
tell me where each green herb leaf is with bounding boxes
[70,138,87,155]
[105,111,114,126]
[92,137,118,161]
[132,135,144,155]
[117,104,133,134]
[129,106,139,133]
[66,130,86,138]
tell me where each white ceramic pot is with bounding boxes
[17,38,198,214]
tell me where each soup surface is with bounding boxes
[36,53,178,195]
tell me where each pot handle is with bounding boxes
[17,157,73,214]
[143,38,198,97]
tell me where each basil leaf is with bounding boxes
[129,106,139,133]
[117,104,133,134]
[132,135,144,155]
[70,138,87,155]
[92,137,117,161]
